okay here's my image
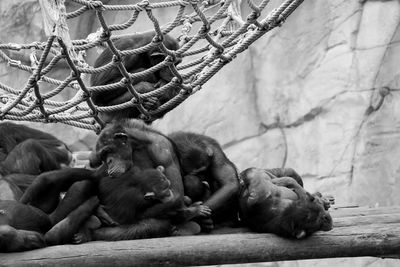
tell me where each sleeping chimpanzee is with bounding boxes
[18,119,200,245]
[0,168,100,252]
[73,165,211,243]
[0,122,72,176]
[239,167,333,239]
[87,119,213,240]
[168,132,241,231]
[90,31,181,122]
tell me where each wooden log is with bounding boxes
[331,206,400,217]
[0,206,399,266]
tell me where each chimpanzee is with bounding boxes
[168,132,241,230]
[183,173,212,203]
[0,168,100,252]
[0,122,72,176]
[239,167,333,239]
[73,165,211,243]
[20,119,198,243]
[89,120,214,240]
[90,31,181,122]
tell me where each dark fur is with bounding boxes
[21,120,187,244]
[0,169,100,252]
[90,31,181,121]
[169,132,240,228]
[0,122,71,176]
[239,167,333,239]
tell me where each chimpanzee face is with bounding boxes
[96,127,133,177]
[282,195,333,239]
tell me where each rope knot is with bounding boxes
[178,0,190,6]
[120,77,132,85]
[100,30,111,41]
[172,76,183,85]
[199,23,211,36]
[219,54,233,63]
[152,34,164,43]
[112,54,122,64]
[137,0,150,11]
[247,10,261,23]
[87,1,105,10]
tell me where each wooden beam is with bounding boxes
[1,206,400,267]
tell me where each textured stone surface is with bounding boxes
[0,0,400,264]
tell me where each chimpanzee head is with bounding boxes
[180,146,213,175]
[278,193,333,239]
[95,124,133,177]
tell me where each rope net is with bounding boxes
[0,0,304,133]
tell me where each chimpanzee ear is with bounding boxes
[202,181,210,189]
[294,229,306,239]
[156,165,165,174]
[205,146,214,157]
[144,192,156,200]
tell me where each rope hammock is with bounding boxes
[0,0,304,133]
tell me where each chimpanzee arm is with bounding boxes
[20,168,96,213]
[266,168,303,187]
[271,177,308,201]
[139,199,180,220]
[92,219,173,241]
[149,137,184,198]
[204,159,240,212]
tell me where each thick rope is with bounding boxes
[0,0,304,131]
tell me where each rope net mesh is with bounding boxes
[0,0,304,133]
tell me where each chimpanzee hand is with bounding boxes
[96,205,119,226]
[143,96,159,110]
[191,202,212,217]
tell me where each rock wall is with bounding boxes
[156,0,400,208]
[1,0,400,265]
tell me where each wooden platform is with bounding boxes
[0,205,399,266]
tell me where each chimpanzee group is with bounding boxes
[0,31,333,252]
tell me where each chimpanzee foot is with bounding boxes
[143,97,159,110]
[0,225,46,252]
[198,217,214,233]
[173,221,201,236]
[72,215,100,244]
[72,230,92,244]
[312,192,335,210]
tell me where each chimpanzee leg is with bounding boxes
[3,139,60,175]
[20,168,95,213]
[45,196,99,246]
[0,225,45,252]
[266,168,304,187]
[93,219,173,241]
[49,180,95,225]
